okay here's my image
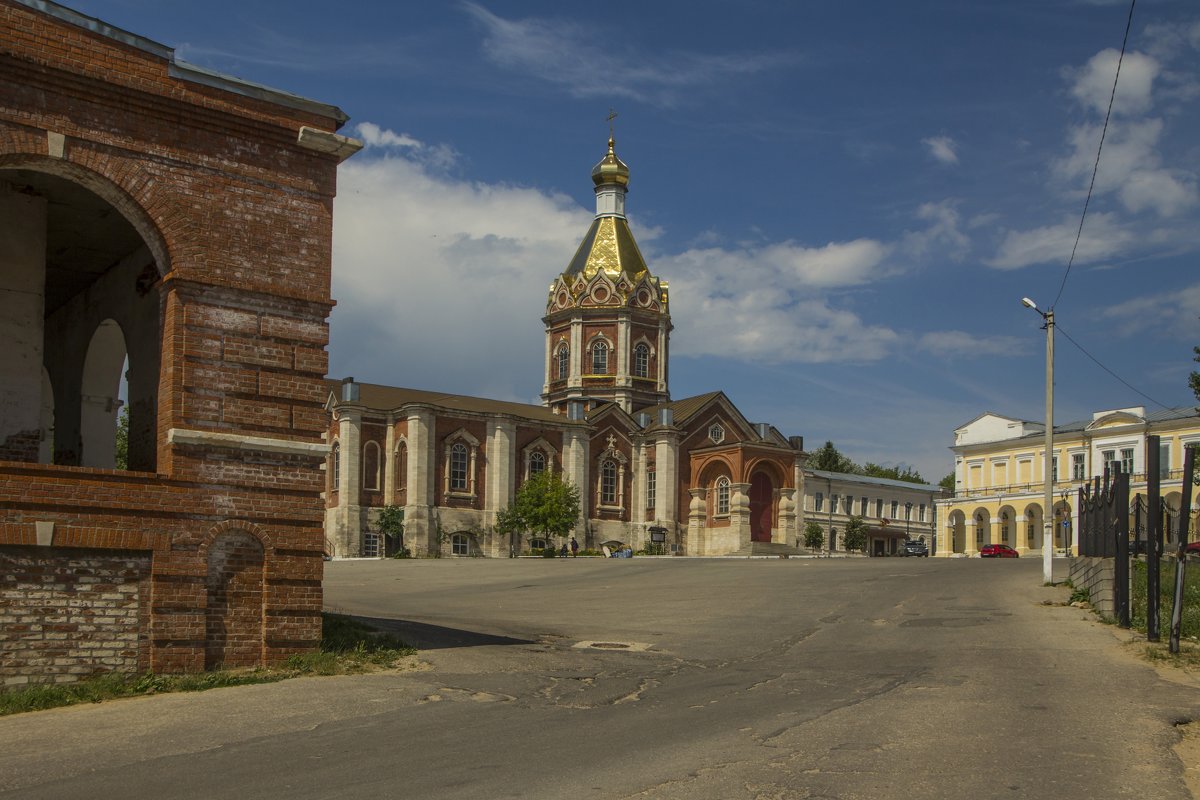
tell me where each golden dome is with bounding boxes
[591,136,630,187]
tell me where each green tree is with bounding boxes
[114,407,129,471]
[860,462,925,484]
[939,472,956,492]
[803,521,824,550]
[1191,344,1200,409]
[495,471,581,554]
[377,505,408,557]
[807,440,858,474]
[843,515,868,553]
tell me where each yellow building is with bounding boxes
[934,406,1200,557]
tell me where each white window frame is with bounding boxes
[715,476,731,516]
[709,423,725,444]
[451,533,469,556]
[556,344,569,380]
[592,340,609,374]
[814,492,823,512]
[633,343,650,378]
[443,428,480,498]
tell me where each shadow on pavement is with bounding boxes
[354,616,537,651]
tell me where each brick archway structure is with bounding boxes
[1,0,361,683]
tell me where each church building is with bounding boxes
[324,137,807,557]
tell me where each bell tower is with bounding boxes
[541,135,671,414]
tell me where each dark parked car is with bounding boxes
[980,543,1019,558]
[901,539,929,557]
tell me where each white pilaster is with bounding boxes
[562,426,590,540]
[383,414,396,505]
[654,434,679,527]
[486,419,516,522]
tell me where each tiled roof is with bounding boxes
[326,380,566,424]
[805,468,942,493]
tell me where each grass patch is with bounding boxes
[1130,559,1200,639]
[0,613,415,716]
[1129,559,1200,670]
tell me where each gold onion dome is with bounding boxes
[591,137,630,187]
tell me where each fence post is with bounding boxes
[1147,435,1161,641]
[1169,445,1194,654]
[1114,468,1130,628]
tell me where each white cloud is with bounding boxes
[354,123,459,170]
[462,2,792,105]
[922,135,959,165]
[332,126,1000,384]
[987,213,1134,270]
[330,142,590,396]
[1055,118,1197,217]
[1098,282,1200,338]
[1068,49,1159,116]
[902,201,970,261]
[917,331,1029,359]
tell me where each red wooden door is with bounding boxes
[749,472,773,542]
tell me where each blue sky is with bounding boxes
[76,0,1200,481]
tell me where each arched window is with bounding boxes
[332,441,341,488]
[601,459,617,505]
[451,533,470,556]
[557,345,569,380]
[363,441,380,491]
[592,341,608,374]
[716,476,731,515]
[450,443,469,491]
[633,343,649,378]
[529,451,546,477]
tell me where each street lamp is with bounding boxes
[1022,297,1055,584]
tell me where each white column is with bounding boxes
[486,419,516,521]
[654,434,678,527]
[405,409,437,554]
[569,316,583,385]
[0,186,47,462]
[633,441,648,525]
[542,324,553,396]
[562,426,590,540]
[336,410,362,556]
[616,313,630,386]
[687,488,707,556]
[383,414,396,505]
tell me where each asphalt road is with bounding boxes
[1,557,1198,799]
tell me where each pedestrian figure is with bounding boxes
[560,542,569,558]
[570,537,579,557]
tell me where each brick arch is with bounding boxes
[695,456,734,487]
[0,154,172,277]
[742,457,790,488]
[200,519,275,557]
[201,521,269,670]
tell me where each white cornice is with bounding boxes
[167,428,329,456]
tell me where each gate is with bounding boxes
[1078,464,1129,626]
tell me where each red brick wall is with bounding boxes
[1,546,150,687]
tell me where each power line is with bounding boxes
[1051,0,1137,310]
[1055,323,1173,411]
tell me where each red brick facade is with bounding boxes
[0,1,357,683]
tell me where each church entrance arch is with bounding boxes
[749,472,773,542]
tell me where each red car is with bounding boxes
[1186,542,1200,557]
[980,544,1019,558]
